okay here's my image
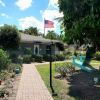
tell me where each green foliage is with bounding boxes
[17,55,23,64]
[33,55,43,62]
[24,27,38,36]
[43,54,56,61]
[9,52,18,63]
[55,54,65,61]
[0,24,20,49]
[23,55,32,63]
[95,51,100,60]
[0,70,10,80]
[58,0,100,49]
[23,48,32,55]
[8,63,22,73]
[43,54,50,61]
[55,66,68,77]
[43,54,65,61]
[0,49,11,71]
[0,87,9,97]
[55,63,75,77]
[46,31,60,40]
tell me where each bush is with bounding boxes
[8,63,22,73]
[55,54,65,61]
[43,54,50,61]
[0,87,9,97]
[0,49,11,71]
[55,63,75,77]
[23,48,32,55]
[9,52,18,63]
[17,55,23,64]
[23,55,32,63]
[43,54,56,61]
[0,70,10,80]
[35,55,43,62]
[32,55,43,62]
[55,66,68,77]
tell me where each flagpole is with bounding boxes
[44,25,45,37]
[44,18,45,37]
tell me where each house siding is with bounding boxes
[20,43,61,55]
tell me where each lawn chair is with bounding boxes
[72,55,94,72]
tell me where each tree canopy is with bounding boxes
[24,27,39,36]
[58,0,100,50]
[0,24,20,49]
[45,30,60,40]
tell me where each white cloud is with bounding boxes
[15,0,33,10]
[42,9,63,20]
[18,0,63,34]
[43,0,63,20]
[0,13,11,18]
[40,0,63,34]
[18,16,43,32]
[0,0,5,7]
[48,0,58,9]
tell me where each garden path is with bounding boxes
[16,63,53,100]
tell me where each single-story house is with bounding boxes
[19,33,64,55]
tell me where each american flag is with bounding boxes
[44,20,54,28]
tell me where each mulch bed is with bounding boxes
[67,70,100,100]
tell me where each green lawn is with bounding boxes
[36,61,100,100]
[36,62,75,100]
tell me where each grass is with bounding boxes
[36,60,100,100]
[36,62,76,100]
[91,60,100,63]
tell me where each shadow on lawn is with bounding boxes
[67,70,100,100]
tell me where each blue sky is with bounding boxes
[0,0,63,34]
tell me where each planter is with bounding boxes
[15,68,20,74]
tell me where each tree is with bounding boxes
[58,0,100,50]
[0,24,20,49]
[46,31,59,40]
[24,27,38,36]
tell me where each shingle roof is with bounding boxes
[20,33,60,44]
[20,33,64,50]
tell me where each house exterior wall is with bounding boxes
[20,43,34,55]
[20,43,60,55]
[54,45,60,54]
[39,44,46,55]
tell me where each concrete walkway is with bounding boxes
[16,63,53,100]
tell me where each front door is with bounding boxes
[34,45,39,55]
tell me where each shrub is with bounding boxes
[55,66,68,77]
[0,49,11,71]
[0,87,9,97]
[55,54,65,61]
[32,55,43,62]
[55,63,75,77]
[9,52,18,63]
[35,55,43,62]
[23,48,32,55]
[8,63,22,73]
[43,54,50,61]
[23,55,32,63]
[0,70,10,80]
[17,55,23,64]
[43,54,56,61]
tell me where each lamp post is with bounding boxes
[49,42,57,96]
